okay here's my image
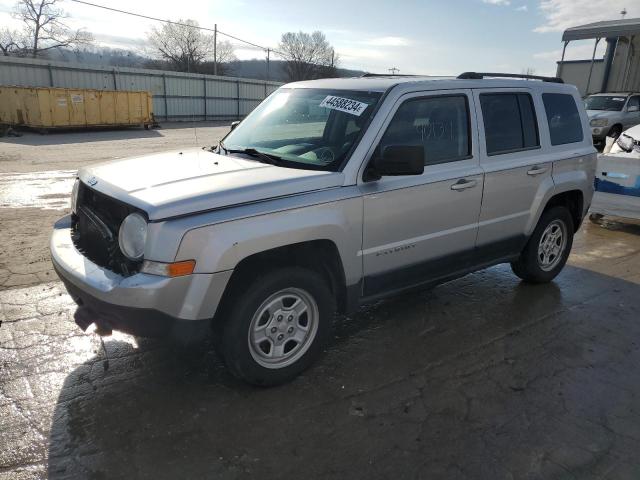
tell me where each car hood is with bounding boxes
[621,123,640,140]
[78,149,345,220]
[587,110,621,120]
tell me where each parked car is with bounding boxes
[607,123,640,155]
[585,92,640,143]
[51,72,596,385]
[590,124,640,222]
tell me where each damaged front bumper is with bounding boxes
[50,215,232,337]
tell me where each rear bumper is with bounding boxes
[50,215,232,335]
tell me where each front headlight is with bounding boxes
[590,118,608,127]
[118,212,148,260]
[70,179,79,214]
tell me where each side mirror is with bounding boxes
[628,105,639,112]
[370,145,424,178]
[230,120,241,131]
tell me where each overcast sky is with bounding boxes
[1,0,638,75]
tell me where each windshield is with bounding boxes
[222,88,382,171]
[584,95,627,111]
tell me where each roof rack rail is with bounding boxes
[360,73,422,77]
[457,72,564,83]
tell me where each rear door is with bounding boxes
[473,88,553,255]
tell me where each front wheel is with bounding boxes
[216,267,335,386]
[511,206,574,283]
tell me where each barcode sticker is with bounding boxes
[319,95,369,116]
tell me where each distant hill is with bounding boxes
[28,48,367,81]
[227,59,366,82]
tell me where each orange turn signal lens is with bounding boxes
[167,260,196,277]
[141,259,196,277]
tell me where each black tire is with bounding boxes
[216,267,335,386]
[511,206,574,283]
[608,125,622,139]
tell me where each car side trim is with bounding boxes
[362,235,526,298]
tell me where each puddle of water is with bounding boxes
[0,170,76,210]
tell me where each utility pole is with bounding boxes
[213,23,218,76]
[388,67,400,75]
[266,48,270,81]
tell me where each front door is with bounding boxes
[359,90,483,297]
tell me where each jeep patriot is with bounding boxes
[51,72,596,385]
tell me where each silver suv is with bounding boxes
[585,92,640,142]
[51,72,596,385]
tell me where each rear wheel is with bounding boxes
[216,267,334,386]
[511,206,574,283]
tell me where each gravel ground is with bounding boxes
[0,123,230,290]
[1,125,640,479]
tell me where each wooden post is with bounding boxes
[213,24,218,76]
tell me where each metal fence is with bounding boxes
[0,56,282,121]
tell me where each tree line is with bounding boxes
[1,0,340,82]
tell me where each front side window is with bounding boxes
[480,93,539,155]
[222,88,382,171]
[542,93,584,146]
[627,96,640,110]
[378,95,471,165]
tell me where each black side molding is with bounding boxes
[457,72,564,83]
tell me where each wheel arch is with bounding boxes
[542,189,584,232]
[216,240,350,320]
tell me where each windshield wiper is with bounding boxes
[226,147,283,166]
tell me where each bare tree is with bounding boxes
[13,0,93,58]
[198,40,236,75]
[0,28,27,56]
[147,19,234,74]
[278,31,337,82]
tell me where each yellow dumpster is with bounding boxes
[0,86,154,130]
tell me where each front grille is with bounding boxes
[71,182,143,276]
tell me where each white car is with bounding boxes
[590,125,640,222]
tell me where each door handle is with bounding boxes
[450,179,477,191]
[527,166,548,176]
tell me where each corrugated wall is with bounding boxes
[0,56,282,121]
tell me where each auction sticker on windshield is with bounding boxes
[319,96,369,116]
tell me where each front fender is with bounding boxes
[175,196,364,286]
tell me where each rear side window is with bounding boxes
[542,93,584,145]
[379,95,471,165]
[480,93,539,155]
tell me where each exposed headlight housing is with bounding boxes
[70,179,80,214]
[118,212,147,260]
[590,118,608,127]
